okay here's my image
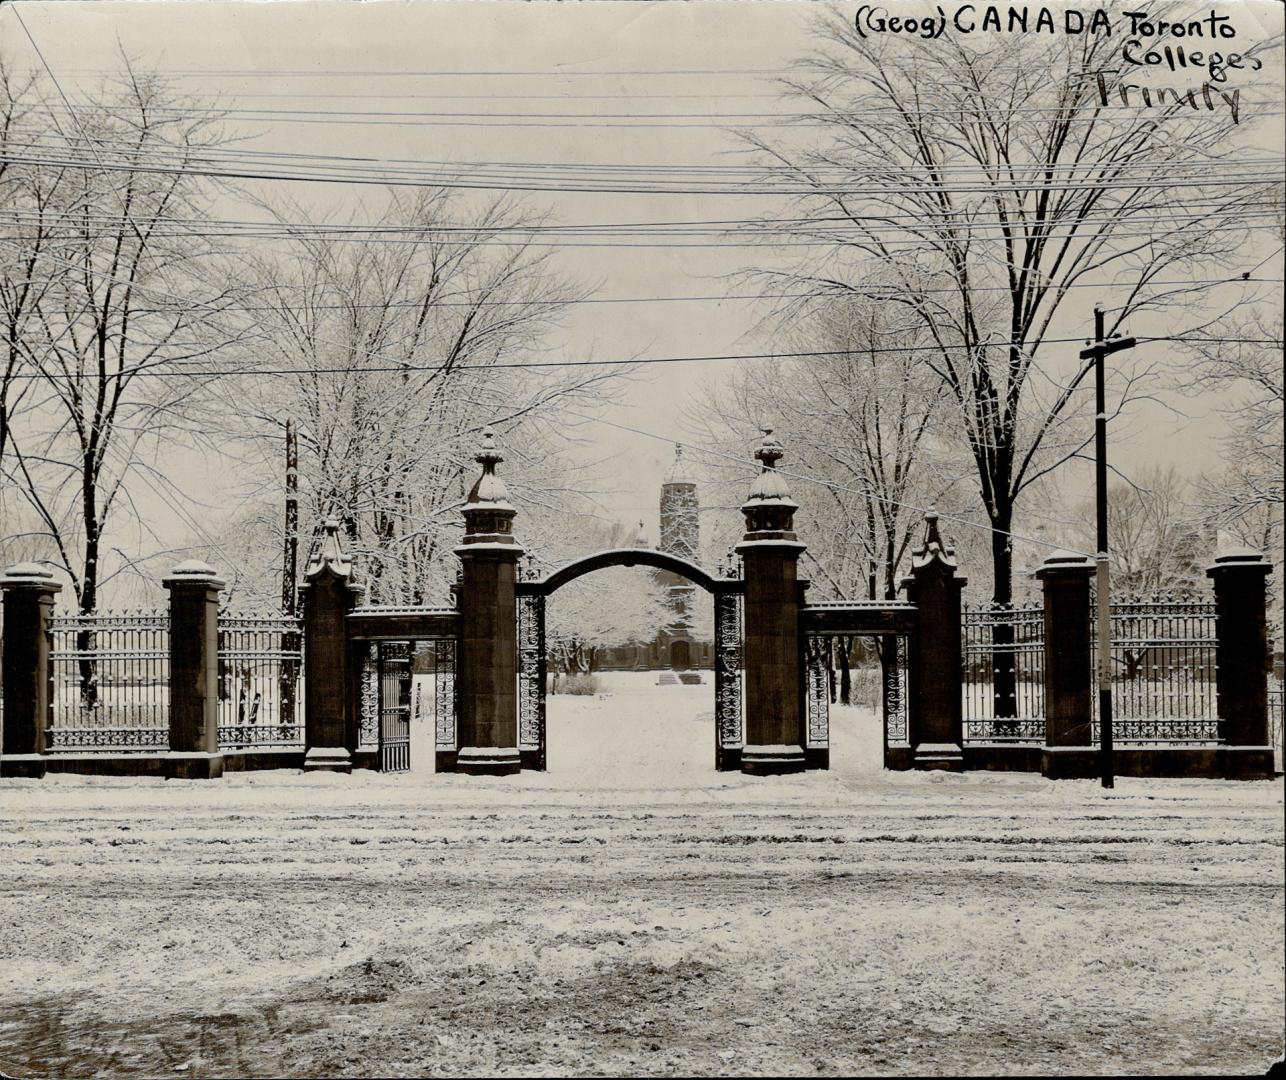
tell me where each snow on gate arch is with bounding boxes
[525,547,730,596]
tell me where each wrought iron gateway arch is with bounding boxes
[515,549,746,772]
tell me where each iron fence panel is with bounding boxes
[962,604,1046,743]
[217,614,304,749]
[48,611,170,751]
[1092,599,1219,744]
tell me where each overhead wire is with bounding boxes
[2,335,1277,384]
[559,407,1097,560]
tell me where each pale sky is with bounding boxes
[3,0,1283,564]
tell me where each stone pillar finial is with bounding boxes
[740,428,798,544]
[305,518,353,582]
[459,425,520,550]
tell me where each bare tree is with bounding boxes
[739,1,1279,608]
[0,64,250,616]
[694,295,968,600]
[1083,465,1205,597]
[221,187,621,606]
[1185,305,1284,554]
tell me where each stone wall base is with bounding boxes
[0,754,48,778]
[913,742,965,771]
[741,744,806,775]
[1040,746,1098,779]
[1030,744,1275,780]
[884,744,914,771]
[804,747,829,771]
[1,752,224,779]
[716,747,742,772]
[964,744,1044,772]
[456,746,521,775]
[221,748,307,772]
[304,746,352,773]
[886,743,1275,780]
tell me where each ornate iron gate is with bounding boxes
[433,638,458,768]
[518,593,546,770]
[803,634,830,766]
[881,634,909,754]
[714,591,744,770]
[801,630,911,768]
[376,642,412,772]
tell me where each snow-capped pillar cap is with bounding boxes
[909,508,959,572]
[304,518,355,583]
[738,427,800,548]
[457,425,522,553]
[0,562,61,592]
[1206,546,1273,578]
[163,558,226,590]
[1035,549,1094,580]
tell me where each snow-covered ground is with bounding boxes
[0,673,1281,1076]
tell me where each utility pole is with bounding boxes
[282,419,298,617]
[1079,304,1135,789]
[281,419,299,730]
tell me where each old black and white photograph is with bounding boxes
[0,0,1283,1075]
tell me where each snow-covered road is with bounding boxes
[1,675,1281,1076]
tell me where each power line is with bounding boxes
[81,278,1286,316]
[20,102,1286,127]
[560,408,1096,560]
[4,203,1280,241]
[3,335,1276,384]
[7,131,1281,176]
[5,147,1282,197]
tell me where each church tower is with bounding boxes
[660,444,699,562]
[657,445,700,669]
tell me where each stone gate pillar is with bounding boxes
[454,428,523,775]
[901,513,966,770]
[1207,547,1274,778]
[736,429,806,774]
[0,563,61,777]
[1036,551,1096,780]
[162,560,226,778]
[300,520,363,773]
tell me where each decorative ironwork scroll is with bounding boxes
[517,593,546,766]
[883,633,909,745]
[434,637,458,754]
[804,634,830,750]
[714,591,743,767]
[358,640,379,750]
[45,727,168,750]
